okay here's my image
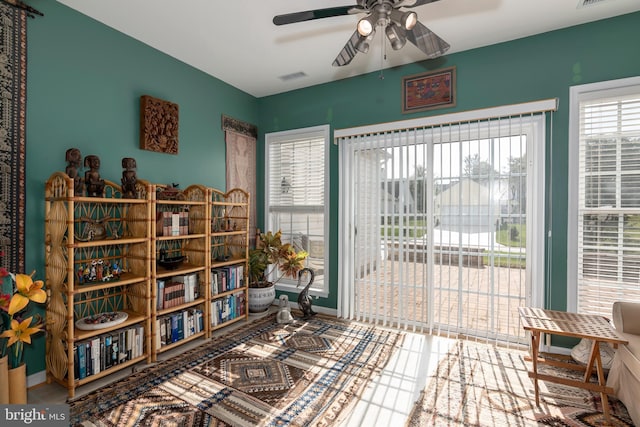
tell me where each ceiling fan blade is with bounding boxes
[273,5,359,26]
[332,30,364,67]
[405,20,450,59]
[399,0,442,8]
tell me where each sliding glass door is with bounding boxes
[338,105,551,344]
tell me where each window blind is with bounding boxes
[268,136,325,209]
[337,100,556,343]
[265,125,328,293]
[577,93,640,318]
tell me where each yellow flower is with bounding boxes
[8,273,47,316]
[0,316,42,347]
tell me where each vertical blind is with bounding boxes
[577,92,640,317]
[337,100,555,343]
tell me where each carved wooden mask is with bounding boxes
[140,95,179,154]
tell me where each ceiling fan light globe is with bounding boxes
[390,9,417,31]
[357,16,374,36]
[403,12,417,30]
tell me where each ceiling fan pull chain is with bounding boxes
[379,29,386,80]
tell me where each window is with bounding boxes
[568,77,640,318]
[265,125,329,296]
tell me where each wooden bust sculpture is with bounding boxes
[65,148,83,196]
[84,155,105,197]
[121,157,138,199]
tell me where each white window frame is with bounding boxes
[567,76,640,313]
[265,124,330,297]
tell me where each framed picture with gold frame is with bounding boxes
[402,66,456,114]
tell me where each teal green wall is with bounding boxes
[20,2,640,376]
[23,2,257,374]
[257,11,640,310]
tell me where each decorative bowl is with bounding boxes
[76,311,128,330]
[158,255,186,270]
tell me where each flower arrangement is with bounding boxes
[0,258,46,369]
[248,230,308,288]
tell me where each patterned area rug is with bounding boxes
[0,3,27,272]
[406,340,634,427]
[70,313,403,426]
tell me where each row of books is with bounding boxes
[156,309,204,348]
[156,211,189,236]
[211,264,244,295]
[156,273,199,310]
[74,325,144,380]
[211,291,246,327]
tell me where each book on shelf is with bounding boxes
[91,337,101,376]
[211,265,244,294]
[210,270,219,295]
[156,279,165,310]
[156,309,204,347]
[74,324,145,381]
[157,211,189,236]
[159,280,186,309]
[179,212,189,235]
[77,343,86,379]
[173,273,199,303]
[211,290,246,327]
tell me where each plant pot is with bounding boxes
[8,363,27,404]
[0,355,9,404]
[248,283,276,313]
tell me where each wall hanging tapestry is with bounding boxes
[223,115,257,246]
[406,340,633,427]
[69,313,403,426]
[0,3,26,273]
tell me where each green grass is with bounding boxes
[496,224,526,247]
[484,252,526,269]
[381,219,428,238]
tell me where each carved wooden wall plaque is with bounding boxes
[140,95,179,154]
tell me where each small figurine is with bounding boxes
[66,148,84,196]
[112,261,121,278]
[96,259,104,281]
[89,260,97,282]
[77,264,84,284]
[276,295,294,324]
[84,154,105,197]
[121,157,138,199]
[297,268,317,320]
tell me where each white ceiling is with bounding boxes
[57,0,640,98]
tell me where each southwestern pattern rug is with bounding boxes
[0,2,27,273]
[69,313,403,426]
[406,340,634,427]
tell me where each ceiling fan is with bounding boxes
[273,0,450,67]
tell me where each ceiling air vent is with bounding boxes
[278,71,307,82]
[577,0,608,8]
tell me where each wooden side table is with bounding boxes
[518,307,628,424]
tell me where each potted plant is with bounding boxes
[248,230,308,314]
[0,267,46,404]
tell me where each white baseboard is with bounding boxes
[27,370,47,388]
